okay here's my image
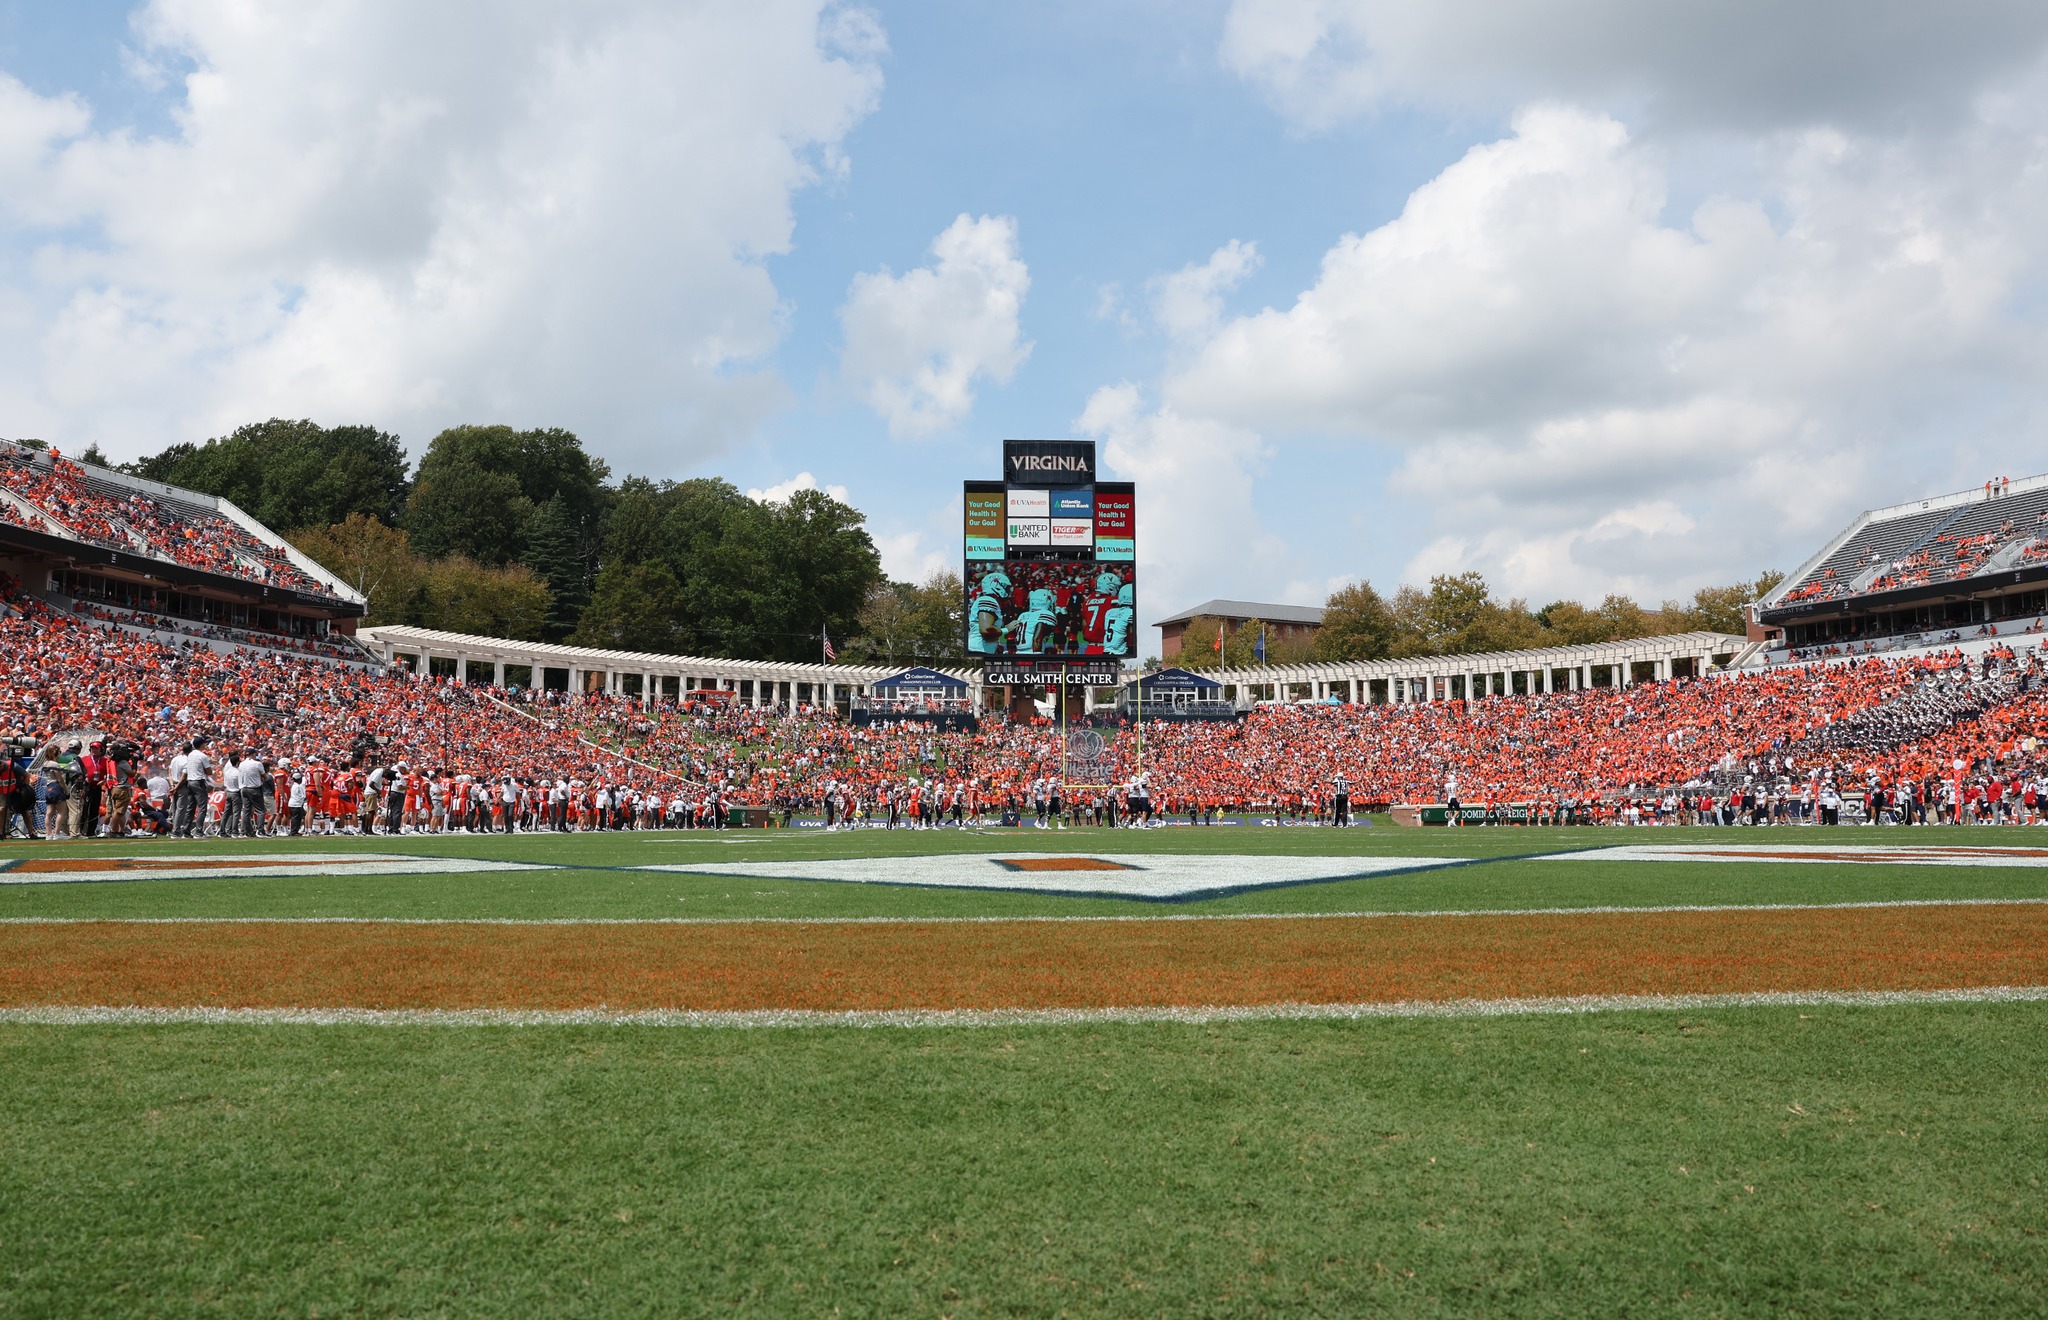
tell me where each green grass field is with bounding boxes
[4,821,2048,920]
[3,825,2046,1316]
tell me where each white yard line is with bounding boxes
[4,985,2045,1029]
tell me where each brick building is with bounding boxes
[1154,598,1325,660]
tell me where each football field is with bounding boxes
[4,822,2046,1315]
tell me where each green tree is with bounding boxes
[1421,572,1493,648]
[515,426,610,523]
[756,487,884,663]
[522,495,591,640]
[405,424,612,567]
[406,458,530,564]
[848,571,966,664]
[129,418,410,527]
[906,570,966,658]
[1310,581,1399,661]
[417,556,551,640]
[1450,599,1547,655]
[405,424,512,560]
[603,478,665,567]
[1176,616,1304,669]
[658,478,774,655]
[288,513,545,636]
[848,582,920,665]
[622,479,884,662]
[569,559,687,653]
[1534,599,1615,645]
[1594,593,1654,640]
[1667,570,1784,634]
[287,514,425,625]
[1385,586,1433,657]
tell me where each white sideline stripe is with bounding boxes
[1545,844,2048,867]
[4,896,2047,925]
[0,855,557,885]
[4,986,2046,1029]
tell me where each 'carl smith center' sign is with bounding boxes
[1004,439,1095,485]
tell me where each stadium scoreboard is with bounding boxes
[964,439,1135,669]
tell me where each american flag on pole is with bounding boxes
[822,627,837,661]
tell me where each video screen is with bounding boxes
[965,560,1136,659]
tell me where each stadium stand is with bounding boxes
[0,441,368,691]
[1759,473,2048,656]
[0,442,350,602]
[4,542,2046,838]
[2,455,2047,838]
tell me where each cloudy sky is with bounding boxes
[4,1,2048,652]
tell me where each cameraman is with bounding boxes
[53,740,94,838]
[0,735,32,839]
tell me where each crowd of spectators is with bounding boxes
[62,597,373,665]
[1774,477,2048,615]
[0,445,336,598]
[7,564,2048,837]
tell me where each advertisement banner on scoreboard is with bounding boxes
[965,560,1136,658]
[1094,486,1134,561]
[964,485,1005,560]
[1007,518,1050,547]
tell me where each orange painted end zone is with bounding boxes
[994,857,1134,872]
[3,906,2046,1014]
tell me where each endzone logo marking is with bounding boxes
[640,853,1477,901]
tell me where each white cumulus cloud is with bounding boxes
[746,471,850,505]
[1150,240,1261,345]
[1076,382,1288,647]
[839,212,1031,438]
[0,0,885,469]
[1142,86,2048,604]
